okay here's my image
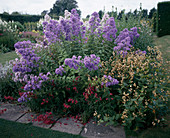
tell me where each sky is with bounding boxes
[0,0,169,18]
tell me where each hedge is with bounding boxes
[0,14,43,24]
[157,1,170,37]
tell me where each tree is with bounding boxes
[11,11,21,15]
[148,8,157,19]
[98,10,104,19]
[86,15,90,19]
[117,10,125,20]
[49,0,81,18]
[142,9,148,18]
[133,9,138,17]
[2,12,9,15]
[41,10,48,16]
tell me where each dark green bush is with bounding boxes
[0,33,17,51]
[157,1,170,37]
[0,14,43,24]
[0,65,21,101]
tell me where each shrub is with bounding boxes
[0,33,17,51]
[157,1,170,37]
[100,47,168,129]
[0,14,43,24]
[0,61,21,102]
[0,18,22,52]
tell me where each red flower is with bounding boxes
[73,87,77,91]
[49,112,52,115]
[75,100,78,104]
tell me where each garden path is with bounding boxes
[0,102,125,138]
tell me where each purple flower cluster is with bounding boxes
[69,9,86,40]
[24,72,50,91]
[89,12,101,34]
[55,54,100,74]
[101,75,119,87]
[82,54,100,71]
[13,41,40,73]
[55,65,66,76]
[129,27,140,44]
[102,17,117,41]
[43,19,61,43]
[135,49,147,55]
[18,91,33,103]
[114,27,140,53]
[64,55,82,70]
[43,9,86,43]
[64,54,100,71]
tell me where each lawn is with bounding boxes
[0,118,83,138]
[0,51,18,65]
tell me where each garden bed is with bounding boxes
[0,9,169,136]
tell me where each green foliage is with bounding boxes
[49,0,81,18]
[0,44,10,53]
[157,1,170,37]
[114,12,154,51]
[0,19,24,52]
[0,63,21,101]
[100,47,168,130]
[0,33,17,52]
[148,8,157,19]
[23,22,38,31]
[0,14,43,24]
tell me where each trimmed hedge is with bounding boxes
[157,1,170,37]
[0,14,43,24]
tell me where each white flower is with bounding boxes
[44,14,51,22]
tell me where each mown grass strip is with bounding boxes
[0,51,18,65]
[0,118,83,138]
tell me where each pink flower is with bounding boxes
[75,100,78,104]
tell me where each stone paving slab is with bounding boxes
[17,112,37,124]
[51,117,84,135]
[0,104,28,121]
[32,114,59,129]
[81,120,125,138]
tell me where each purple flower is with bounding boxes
[102,75,119,87]
[89,12,101,34]
[82,54,100,71]
[114,27,140,54]
[65,55,82,70]
[102,17,117,41]
[55,66,66,76]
